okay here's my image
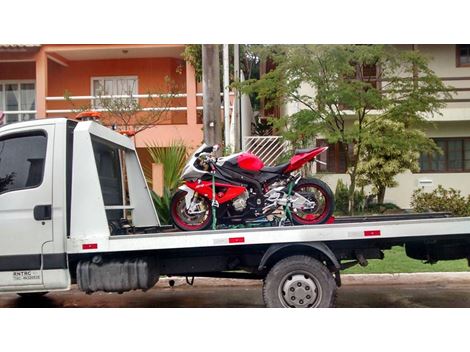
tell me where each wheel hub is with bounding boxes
[281,274,318,308]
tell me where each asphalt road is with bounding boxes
[2,280,470,308]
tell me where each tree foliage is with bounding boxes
[239,44,452,213]
[356,119,439,204]
[182,44,261,83]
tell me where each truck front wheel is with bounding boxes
[263,255,336,308]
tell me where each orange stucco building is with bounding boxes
[0,44,203,150]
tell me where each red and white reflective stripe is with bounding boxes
[82,243,98,250]
[364,230,381,237]
[213,237,245,245]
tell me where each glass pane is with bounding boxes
[128,79,137,95]
[465,140,470,170]
[460,45,470,64]
[20,114,35,121]
[0,133,47,193]
[93,80,104,96]
[0,85,3,111]
[5,84,19,111]
[448,140,463,170]
[432,140,446,171]
[104,80,114,95]
[91,137,125,223]
[91,137,123,206]
[20,83,35,111]
[0,85,4,124]
[419,153,430,172]
[5,114,20,123]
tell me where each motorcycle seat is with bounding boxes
[294,147,320,155]
[260,162,290,174]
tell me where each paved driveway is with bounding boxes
[1,280,470,308]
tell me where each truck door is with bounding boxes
[0,124,56,291]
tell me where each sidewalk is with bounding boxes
[157,272,470,288]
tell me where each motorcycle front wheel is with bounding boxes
[170,190,213,231]
[290,178,334,225]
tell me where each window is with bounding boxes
[91,136,129,223]
[92,137,124,207]
[419,138,470,173]
[360,63,379,90]
[0,132,47,193]
[457,45,470,67]
[91,76,138,108]
[0,81,36,124]
[316,139,349,173]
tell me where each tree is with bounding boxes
[239,45,452,214]
[65,76,178,135]
[356,119,439,204]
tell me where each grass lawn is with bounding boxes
[343,246,469,274]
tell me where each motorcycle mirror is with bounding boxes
[212,144,220,153]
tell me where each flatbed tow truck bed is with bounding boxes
[74,213,463,254]
[1,118,469,308]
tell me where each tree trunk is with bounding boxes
[202,44,222,147]
[348,174,356,216]
[377,185,386,205]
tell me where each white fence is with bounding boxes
[243,136,289,166]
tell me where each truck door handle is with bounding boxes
[34,205,52,221]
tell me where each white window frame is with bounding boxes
[90,76,139,108]
[0,80,36,125]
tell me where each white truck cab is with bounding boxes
[0,118,157,294]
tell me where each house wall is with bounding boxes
[0,55,203,149]
[46,57,188,124]
[0,62,35,80]
[318,121,470,209]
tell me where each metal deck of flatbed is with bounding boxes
[67,213,470,254]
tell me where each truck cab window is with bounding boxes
[0,132,47,193]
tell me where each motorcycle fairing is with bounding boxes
[285,146,328,173]
[185,180,247,204]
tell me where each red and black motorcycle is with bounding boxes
[170,144,334,231]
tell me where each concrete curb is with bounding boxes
[156,272,470,288]
[341,272,470,286]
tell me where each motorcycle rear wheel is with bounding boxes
[290,178,334,225]
[170,190,213,231]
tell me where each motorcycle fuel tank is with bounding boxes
[237,152,264,172]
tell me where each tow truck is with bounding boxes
[0,117,469,307]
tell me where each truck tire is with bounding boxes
[263,255,336,308]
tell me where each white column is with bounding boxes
[233,44,240,150]
[223,44,231,152]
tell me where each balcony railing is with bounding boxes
[43,92,233,114]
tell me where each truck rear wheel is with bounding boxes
[263,255,336,308]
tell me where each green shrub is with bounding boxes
[334,179,349,215]
[334,179,366,215]
[411,185,470,217]
[146,140,189,225]
[151,187,172,225]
